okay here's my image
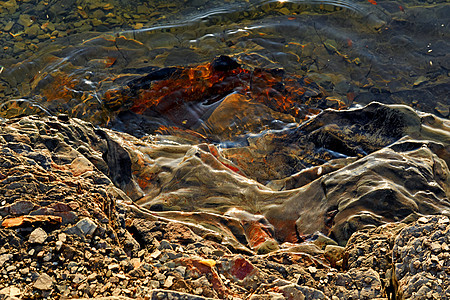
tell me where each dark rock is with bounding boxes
[66,218,98,237]
[211,55,240,72]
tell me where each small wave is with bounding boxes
[119,0,387,37]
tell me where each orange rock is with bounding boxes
[1,215,62,228]
[70,157,94,176]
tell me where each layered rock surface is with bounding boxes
[0,102,449,299]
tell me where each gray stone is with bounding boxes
[69,218,97,237]
[308,231,338,249]
[393,215,450,299]
[73,273,86,284]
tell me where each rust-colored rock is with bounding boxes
[175,257,227,298]
[227,256,258,281]
[1,215,62,228]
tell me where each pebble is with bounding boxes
[108,263,120,270]
[163,275,175,288]
[175,266,187,277]
[55,240,63,251]
[150,249,162,259]
[73,274,86,284]
[28,228,47,244]
[0,254,13,267]
[33,273,53,290]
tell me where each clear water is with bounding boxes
[0,0,448,127]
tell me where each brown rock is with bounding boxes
[33,273,53,290]
[324,245,345,268]
[9,200,35,215]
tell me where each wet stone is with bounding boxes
[3,21,14,31]
[18,14,33,27]
[24,24,41,38]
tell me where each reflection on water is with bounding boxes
[0,0,448,142]
[0,0,448,126]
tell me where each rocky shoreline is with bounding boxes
[0,102,449,299]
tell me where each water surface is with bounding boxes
[0,0,448,124]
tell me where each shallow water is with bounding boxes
[0,0,448,125]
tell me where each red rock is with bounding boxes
[164,222,200,244]
[49,202,72,212]
[225,208,278,253]
[30,207,78,225]
[229,256,257,281]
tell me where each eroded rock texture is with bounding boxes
[0,101,448,299]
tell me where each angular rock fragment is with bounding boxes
[28,227,48,244]
[33,273,54,290]
[66,218,98,237]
